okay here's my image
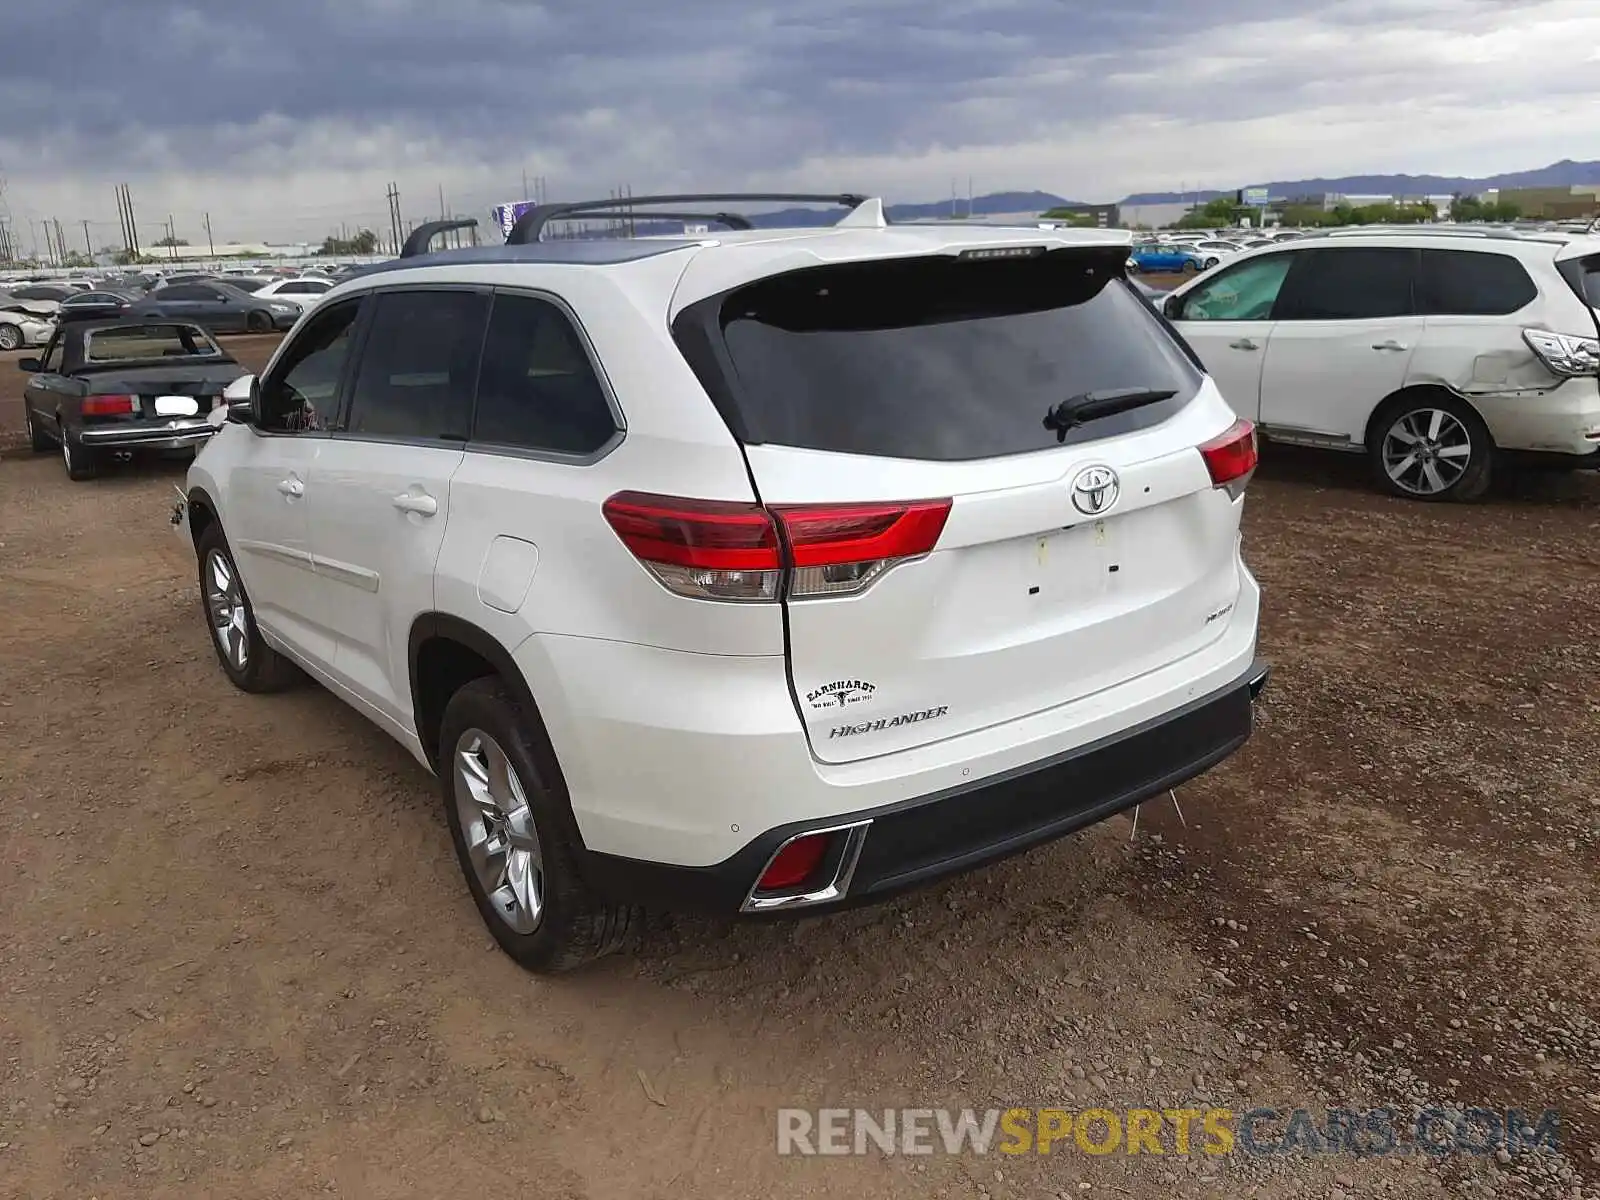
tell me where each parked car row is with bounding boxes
[0,263,361,345]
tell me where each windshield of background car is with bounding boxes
[687,249,1202,461]
[84,323,226,363]
[229,278,270,293]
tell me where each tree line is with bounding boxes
[1170,193,1523,230]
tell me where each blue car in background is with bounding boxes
[1128,242,1208,275]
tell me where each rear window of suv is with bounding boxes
[1417,249,1536,315]
[675,249,1202,461]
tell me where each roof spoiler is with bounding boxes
[504,193,870,244]
[399,218,480,259]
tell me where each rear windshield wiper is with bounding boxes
[1043,386,1177,442]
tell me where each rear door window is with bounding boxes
[1417,250,1537,315]
[342,289,490,442]
[1275,248,1419,320]
[472,292,618,456]
[677,250,1201,462]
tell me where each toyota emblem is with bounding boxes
[1070,465,1119,515]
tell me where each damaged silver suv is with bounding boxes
[1161,228,1600,501]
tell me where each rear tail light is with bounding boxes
[1523,329,1600,377]
[602,491,950,603]
[1199,418,1257,500]
[777,501,951,598]
[82,394,137,416]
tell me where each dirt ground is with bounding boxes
[3,335,1600,1199]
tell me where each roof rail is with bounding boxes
[504,193,870,244]
[400,218,480,258]
[540,209,754,232]
[1310,225,1575,247]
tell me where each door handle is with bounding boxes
[276,478,304,497]
[392,492,438,516]
[1371,340,1409,351]
[1228,338,1259,351]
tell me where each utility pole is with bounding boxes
[41,220,54,266]
[55,219,66,264]
[82,219,93,258]
[167,214,177,260]
[204,212,214,256]
[115,185,130,256]
[385,182,402,256]
[120,184,140,259]
[438,183,446,222]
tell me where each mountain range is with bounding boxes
[586,160,1600,235]
[1121,158,1600,205]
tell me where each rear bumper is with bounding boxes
[582,657,1269,915]
[78,419,214,450]
[1472,378,1600,457]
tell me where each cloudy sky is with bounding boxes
[1,0,1597,249]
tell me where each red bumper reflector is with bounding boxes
[756,834,830,891]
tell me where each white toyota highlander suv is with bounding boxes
[1160,227,1600,500]
[174,194,1270,972]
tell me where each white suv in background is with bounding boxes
[175,195,1269,972]
[1160,228,1600,500]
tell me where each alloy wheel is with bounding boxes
[453,729,545,934]
[1381,408,1472,496]
[204,548,251,670]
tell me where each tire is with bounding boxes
[246,310,272,333]
[438,677,638,974]
[1367,392,1493,502]
[1181,259,1199,275]
[24,404,50,453]
[195,522,302,692]
[0,323,22,352]
[60,428,101,481]
[1203,257,1220,270]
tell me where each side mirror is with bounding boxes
[219,373,258,425]
[17,357,41,372]
[1162,294,1182,320]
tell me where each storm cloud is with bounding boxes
[0,0,1595,245]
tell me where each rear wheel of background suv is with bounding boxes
[438,677,637,973]
[1367,392,1493,502]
